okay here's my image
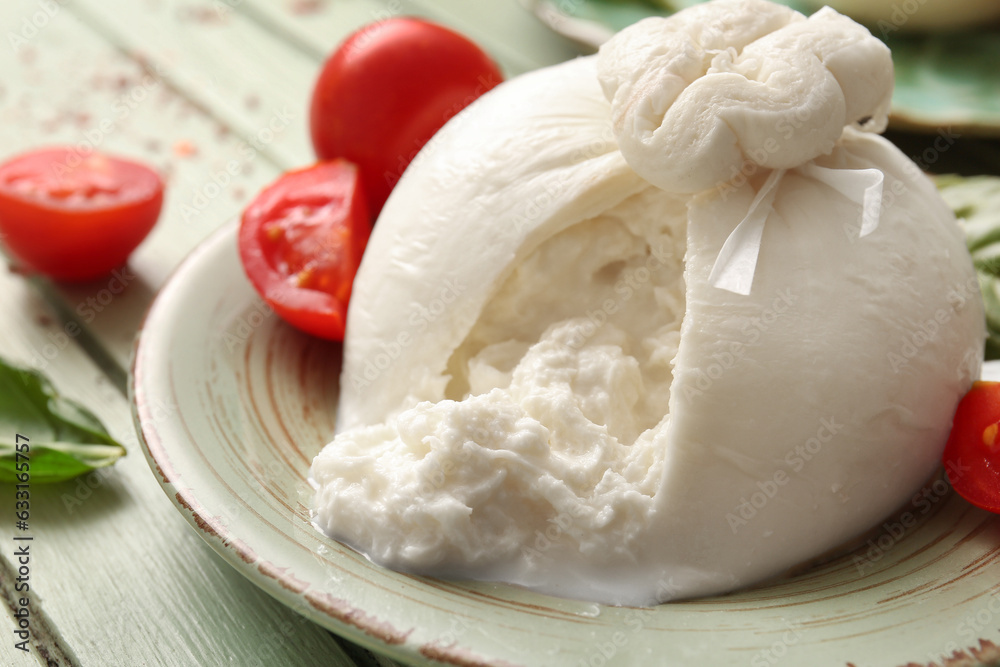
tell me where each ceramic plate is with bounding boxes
[131,222,1000,666]
[522,0,1000,136]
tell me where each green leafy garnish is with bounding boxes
[938,175,1000,360]
[0,357,125,483]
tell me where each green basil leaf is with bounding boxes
[939,175,1000,255]
[936,175,1000,361]
[0,357,125,483]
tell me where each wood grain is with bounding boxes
[0,255,360,665]
[237,0,581,76]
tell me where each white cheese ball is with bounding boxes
[311,0,984,606]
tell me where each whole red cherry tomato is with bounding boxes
[238,160,370,341]
[942,380,1000,513]
[0,147,163,281]
[309,17,503,216]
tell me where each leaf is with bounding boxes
[937,175,1000,361]
[0,357,125,484]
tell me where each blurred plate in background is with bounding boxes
[522,0,1000,136]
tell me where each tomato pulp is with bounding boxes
[309,17,503,216]
[0,147,163,281]
[238,160,370,341]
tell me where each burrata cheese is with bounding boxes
[310,0,985,606]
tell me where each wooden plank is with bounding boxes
[0,586,67,667]
[67,0,317,169]
[0,628,30,667]
[0,637,36,666]
[0,1,298,371]
[0,256,359,666]
[238,0,582,75]
[407,0,584,72]
[0,4,372,664]
[0,555,79,666]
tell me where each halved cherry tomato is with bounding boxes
[238,160,370,341]
[0,147,163,281]
[942,380,1000,513]
[309,17,503,216]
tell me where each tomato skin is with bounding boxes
[0,147,163,281]
[309,17,503,216]
[942,381,1000,513]
[238,160,370,341]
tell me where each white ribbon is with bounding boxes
[709,165,885,295]
[708,168,785,296]
[800,164,884,238]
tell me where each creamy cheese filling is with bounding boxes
[311,188,687,575]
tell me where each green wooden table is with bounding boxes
[0,2,577,665]
[3,1,1000,666]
